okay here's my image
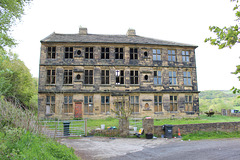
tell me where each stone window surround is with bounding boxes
[47,46,56,59]
[64,95,73,114]
[46,69,56,85]
[101,95,110,114]
[154,95,163,113]
[84,95,94,115]
[46,95,55,114]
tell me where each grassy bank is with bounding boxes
[0,128,78,160]
[182,131,240,141]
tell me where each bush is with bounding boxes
[0,128,78,160]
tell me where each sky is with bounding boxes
[11,0,240,91]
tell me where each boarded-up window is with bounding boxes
[64,96,73,113]
[84,96,93,114]
[170,96,177,111]
[101,96,110,113]
[154,96,162,112]
[130,96,139,113]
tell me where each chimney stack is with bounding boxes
[127,29,136,36]
[79,27,88,35]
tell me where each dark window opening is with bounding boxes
[144,75,148,80]
[144,51,148,57]
[65,47,73,59]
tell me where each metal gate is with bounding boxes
[40,119,86,138]
[129,118,142,131]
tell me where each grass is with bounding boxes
[182,131,240,141]
[0,128,78,160]
[154,115,240,126]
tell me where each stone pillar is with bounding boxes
[119,118,129,137]
[142,118,154,134]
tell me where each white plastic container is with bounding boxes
[133,127,137,131]
[101,124,105,130]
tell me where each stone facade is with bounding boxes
[38,28,199,119]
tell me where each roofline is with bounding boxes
[40,41,198,48]
[40,33,198,48]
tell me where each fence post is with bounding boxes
[85,119,87,137]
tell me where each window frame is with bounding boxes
[130,96,139,113]
[101,96,110,113]
[84,95,94,114]
[101,47,110,59]
[130,70,139,84]
[46,69,56,85]
[153,49,161,61]
[185,95,193,112]
[154,95,162,112]
[168,49,176,62]
[115,48,124,59]
[64,47,73,59]
[84,70,93,84]
[183,71,192,85]
[63,70,73,84]
[169,71,177,85]
[116,70,124,85]
[101,70,110,84]
[46,95,55,113]
[64,95,73,113]
[170,95,178,111]
[182,50,190,62]
[154,71,162,85]
[85,47,94,59]
[47,47,56,59]
[130,48,138,60]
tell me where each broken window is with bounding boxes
[168,50,176,62]
[170,95,178,111]
[84,96,93,114]
[64,70,72,84]
[101,70,109,84]
[154,71,161,85]
[46,95,55,113]
[130,96,139,113]
[65,47,73,59]
[169,71,177,85]
[101,96,110,113]
[116,70,124,84]
[154,96,162,112]
[46,70,55,84]
[130,48,138,60]
[183,71,191,85]
[153,49,161,61]
[130,70,139,84]
[85,47,93,59]
[64,95,73,113]
[185,95,193,112]
[47,47,56,59]
[101,47,109,59]
[182,50,190,62]
[84,70,93,84]
[115,48,124,59]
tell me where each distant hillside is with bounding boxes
[199,90,240,112]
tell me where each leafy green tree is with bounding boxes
[0,0,31,49]
[205,0,240,96]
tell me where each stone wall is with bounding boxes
[143,119,240,136]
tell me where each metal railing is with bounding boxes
[40,119,86,138]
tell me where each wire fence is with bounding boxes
[40,120,86,138]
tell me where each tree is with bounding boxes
[205,0,240,97]
[0,0,31,49]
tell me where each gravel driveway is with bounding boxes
[59,137,240,160]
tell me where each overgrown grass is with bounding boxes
[182,131,240,141]
[87,116,119,131]
[0,128,78,160]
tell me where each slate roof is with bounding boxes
[41,32,198,48]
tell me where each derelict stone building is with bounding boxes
[38,28,199,119]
